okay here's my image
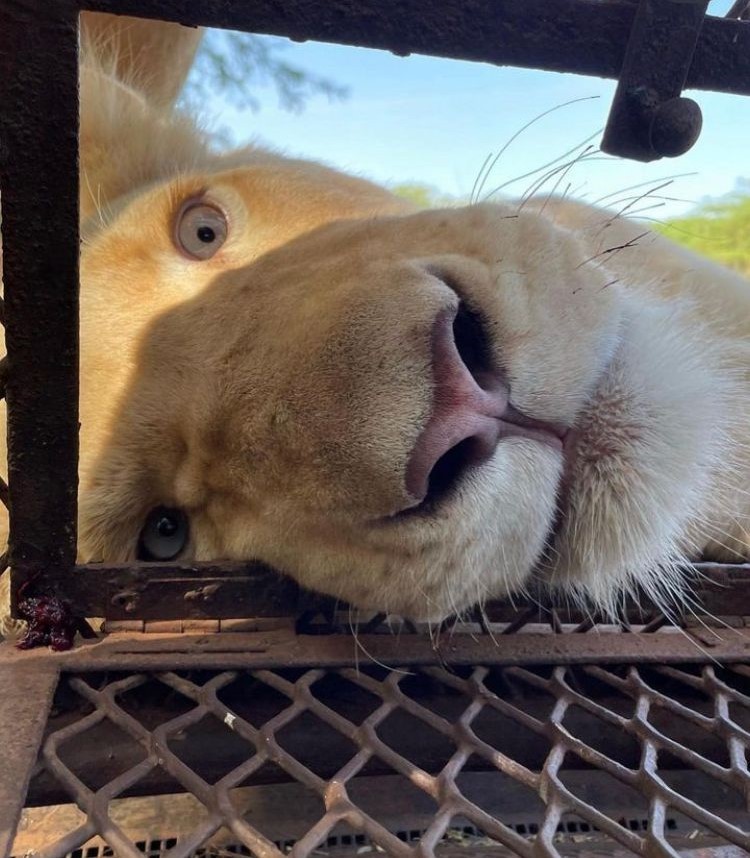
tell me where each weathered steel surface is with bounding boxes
[48,561,750,624]
[601,0,709,160]
[14,662,750,855]
[4,625,750,673]
[64,562,300,621]
[0,662,58,858]
[12,778,750,856]
[0,0,80,605]
[79,0,750,95]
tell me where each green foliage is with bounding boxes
[657,187,750,276]
[185,31,348,113]
[390,182,459,209]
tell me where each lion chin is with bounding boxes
[2,16,750,632]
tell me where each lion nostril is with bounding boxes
[401,304,509,508]
[452,300,496,386]
[398,296,566,519]
[422,433,494,510]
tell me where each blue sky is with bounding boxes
[207,0,746,219]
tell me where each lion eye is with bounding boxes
[138,506,189,561]
[174,201,228,260]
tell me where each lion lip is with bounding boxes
[500,404,569,448]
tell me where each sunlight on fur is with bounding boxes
[0,15,748,636]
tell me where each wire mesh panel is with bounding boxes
[10,662,750,857]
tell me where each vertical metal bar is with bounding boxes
[0,1,80,609]
[0,660,60,858]
[601,0,709,160]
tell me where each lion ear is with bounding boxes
[80,12,202,109]
[78,14,210,224]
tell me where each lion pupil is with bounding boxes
[157,516,178,537]
[197,226,215,243]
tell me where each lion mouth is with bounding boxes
[394,300,569,520]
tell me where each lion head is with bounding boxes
[3,17,749,630]
[78,195,749,620]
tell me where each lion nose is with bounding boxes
[404,304,509,502]
[404,304,567,507]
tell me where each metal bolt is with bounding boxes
[649,96,703,157]
[111,590,139,613]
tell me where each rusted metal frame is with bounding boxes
[41,699,157,858]
[0,1,80,611]
[539,748,647,856]
[128,679,287,858]
[0,662,59,858]
[625,674,750,852]
[370,669,547,856]
[638,761,750,852]
[63,671,414,858]
[696,670,750,782]
[583,660,750,761]
[54,561,750,622]
[238,670,424,857]
[502,671,650,855]
[80,0,750,95]
[20,664,750,851]
[161,669,419,857]
[112,678,248,858]
[57,674,253,858]
[544,665,750,851]
[198,666,536,858]
[601,0,709,161]
[65,562,300,621]
[562,661,750,791]
[5,625,750,673]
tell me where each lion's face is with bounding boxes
[79,195,738,620]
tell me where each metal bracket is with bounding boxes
[602,0,709,161]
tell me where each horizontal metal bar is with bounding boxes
[62,562,300,620]
[3,626,750,672]
[79,0,750,95]
[49,561,750,623]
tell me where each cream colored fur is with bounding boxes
[1,16,748,634]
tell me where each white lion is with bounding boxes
[1,16,748,634]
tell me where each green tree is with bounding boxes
[184,30,348,113]
[390,182,458,209]
[657,185,750,276]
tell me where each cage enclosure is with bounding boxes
[1,1,750,856]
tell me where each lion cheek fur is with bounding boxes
[549,301,742,614]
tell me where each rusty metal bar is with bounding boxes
[12,662,750,854]
[52,561,750,622]
[601,0,709,160]
[64,562,299,621]
[0,1,80,608]
[4,624,750,673]
[0,662,59,858]
[79,0,750,95]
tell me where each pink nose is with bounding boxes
[404,305,566,505]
